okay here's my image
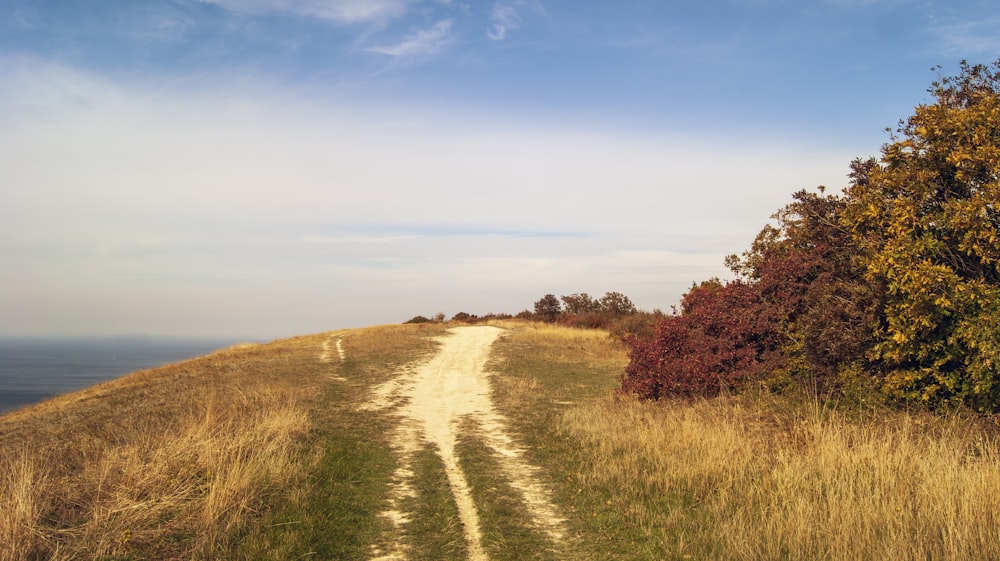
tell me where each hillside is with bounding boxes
[3,320,1000,560]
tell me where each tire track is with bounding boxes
[364,326,565,561]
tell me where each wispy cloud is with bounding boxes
[302,227,586,245]
[930,17,1000,56]
[302,234,417,245]
[487,1,541,40]
[197,0,415,24]
[117,4,198,43]
[366,19,454,56]
[488,3,521,40]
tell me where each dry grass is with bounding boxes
[562,395,1000,560]
[488,322,1000,560]
[513,322,627,365]
[0,335,326,560]
[10,320,999,559]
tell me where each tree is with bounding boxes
[623,59,1000,410]
[599,291,638,316]
[533,294,562,322]
[561,293,599,314]
[843,59,1000,409]
[728,189,883,396]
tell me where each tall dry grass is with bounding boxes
[562,395,1000,560]
[0,336,324,560]
[0,448,48,561]
[494,321,628,370]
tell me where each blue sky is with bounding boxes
[2,0,999,338]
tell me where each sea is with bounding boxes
[0,336,244,415]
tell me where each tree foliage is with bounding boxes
[623,59,1000,411]
[842,60,1000,409]
[736,189,883,394]
[599,291,638,316]
[561,293,600,314]
[533,294,563,322]
[622,279,780,399]
[530,291,654,336]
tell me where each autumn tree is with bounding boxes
[625,60,1000,409]
[843,59,1000,409]
[599,291,638,316]
[561,293,599,314]
[533,294,562,322]
[727,189,883,396]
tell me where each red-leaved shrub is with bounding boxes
[621,280,781,399]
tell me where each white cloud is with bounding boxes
[197,0,415,24]
[366,19,454,56]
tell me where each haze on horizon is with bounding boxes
[2,0,999,340]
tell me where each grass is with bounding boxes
[556,396,1000,559]
[0,336,325,561]
[5,319,1000,560]
[486,323,649,560]
[228,321,451,560]
[404,445,468,561]
[0,322,449,560]
[488,322,1000,560]
[456,424,562,561]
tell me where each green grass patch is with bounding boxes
[234,372,397,559]
[402,444,468,561]
[456,425,562,561]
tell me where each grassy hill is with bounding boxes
[2,320,999,560]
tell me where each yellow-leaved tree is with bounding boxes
[844,59,1000,409]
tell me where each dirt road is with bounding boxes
[364,326,564,561]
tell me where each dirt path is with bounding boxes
[364,326,564,561]
[319,332,346,363]
[319,332,347,381]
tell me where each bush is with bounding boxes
[621,280,781,400]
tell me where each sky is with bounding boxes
[2,0,999,339]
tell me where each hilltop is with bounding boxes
[3,320,1000,560]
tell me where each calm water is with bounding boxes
[0,337,242,415]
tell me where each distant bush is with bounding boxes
[480,312,514,321]
[606,311,661,340]
[531,291,642,329]
[404,315,432,324]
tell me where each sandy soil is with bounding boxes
[363,326,565,561]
